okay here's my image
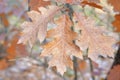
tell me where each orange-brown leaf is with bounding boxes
[29,0,51,11]
[81,0,102,9]
[107,65,120,80]
[112,14,120,32]
[0,13,9,27]
[7,34,28,60]
[108,0,120,12]
[0,59,8,70]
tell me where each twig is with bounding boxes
[73,56,78,80]
[28,0,30,11]
[88,58,95,80]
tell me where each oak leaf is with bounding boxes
[7,35,28,60]
[0,59,8,70]
[18,5,61,47]
[81,0,102,9]
[29,0,50,11]
[46,0,100,6]
[41,15,82,75]
[74,13,118,61]
[45,0,83,4]
[112,14,120,32]
[107,65,120,80]
[108,0,120,12]
[0,13,9,27]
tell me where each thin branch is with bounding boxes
[88,58,95,80]
[28,0,31,11]
[73,56,78,80]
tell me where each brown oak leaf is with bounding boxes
[0,59,8,70]
[107,65,120,80]
[7,35,28,60]
[108,0,120,12]
[81,0,102,9]
[45,0,84,4]
[0,13,9,27]
[29,0,51,11]
[74,13,118,62]
[18,5,61,47]
[41,15,82,75]
[45,0,101,7]
[112,14,120,32]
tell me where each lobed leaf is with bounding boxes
[41,15,82,75]
[18,5,61,47]
[74,13,118,61]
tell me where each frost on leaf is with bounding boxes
[74,13,118,61]
[41,15,82,75]
[18,5,60,47]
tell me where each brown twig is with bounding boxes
[73,56,78,80]
[88,58,95,80]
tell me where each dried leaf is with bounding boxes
[0,59,8,70]
[108,0,120,12]
[77,59,98,73]
[113,14,120,32]
[18,5,60,47]
[46,0,84,4]
[41,15,82,75]
[0,13,9,27]
[7,35,28,60]
[81,0,102,9]
[74,13,118,61]
[107,65,120,80]
[46,0,100,6]
[7,42,17,60]
[77,60,87,71]
[29,0,50,11]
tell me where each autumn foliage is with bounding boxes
[18,0,119,75]
[0,0,120,80]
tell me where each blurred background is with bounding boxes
[0,0,120,80]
